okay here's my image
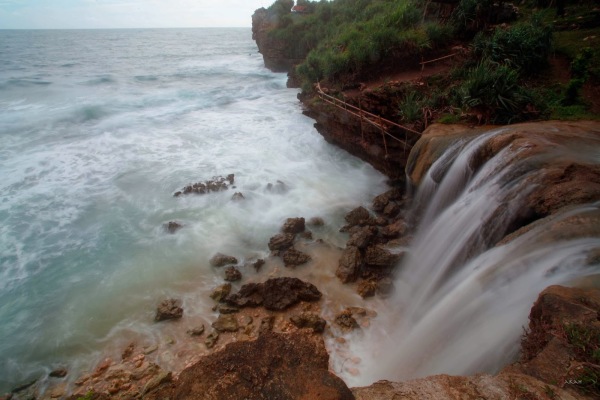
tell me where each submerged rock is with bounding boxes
[209,253,238,267]
[364,246,403,267]
[334,310,360,331]
[231,192,245,201]
[224,266,242,282]
[155,299,183,322]
[308,216,325,227]
[282,247,311,267]
[174,174,235,197]
[163,221,183,234]
[210,283,232,302]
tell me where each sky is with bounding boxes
[0,0,275,29]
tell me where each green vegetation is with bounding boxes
[260,0,599,124]
[563,323,600,397]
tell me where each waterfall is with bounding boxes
[347,124,600,386]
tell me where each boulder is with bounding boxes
[209,253,238,267]
[380,219,408,238]
[268,233,296,252]
[335,246,363,283]
[347,226,378,249]
[246,258,265,272]
[210,283,232,302]
[49,367,68,378]
[224,266,242,282]
[345,206,370,226]
[290,312,326,333]
[357,280,378,298]
[382,202,401,218]
[372,192,391,212]
[259,315,275,335]
[226,277,322,311]
[281,217,306,234]
[187,325,205,337]
[364,246,403,267]
[205,330,219,349]
[170,332,355,400]
[155,299,183,322]
[282,248,311,267]
[212,314,239,333]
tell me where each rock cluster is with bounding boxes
[173,174,235,197]
[154,298,183,322]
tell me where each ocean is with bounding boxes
[0,28,387,391]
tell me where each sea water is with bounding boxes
[0,28,388,391]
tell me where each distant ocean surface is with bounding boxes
[0,28,386,391]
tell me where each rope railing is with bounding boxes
[315,83,421,154]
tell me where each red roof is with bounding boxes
[291,5,308,13]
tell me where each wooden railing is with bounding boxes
[315,82,421,156]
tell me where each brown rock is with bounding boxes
[171,332,355,400]
[49,367,68,378]
[121,343,134,360]
[246,258,265,271]
[210,283,232,302]
[376,277,396,297]
[282,247,311,267]
[335,246,363,283]
[224,266,242,282]
[209,253,238,267]
[347,226,378,249]
[334,310,360,331]
[364,246,403,267]
[155,299,183,322]
[380,219,408,238]
[357,280,377,298]
[372,192,391,212]
[345,206,370,226]
[290,312,326,333]
[212,314,239,333]
[142,371,172,396]
[205,330,219,349]
[226,277,322,311]
[382,202,401,218]
[231,192,245,201]
[187,325,205,336]
[281,217,305,234]
[259,315,275,335]
[268,233,296,252]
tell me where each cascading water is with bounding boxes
[340,124,600,387]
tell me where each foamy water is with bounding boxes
[0,28,387,391]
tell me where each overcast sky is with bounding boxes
[0,0,274,29]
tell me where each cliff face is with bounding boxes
[251,8,304,73]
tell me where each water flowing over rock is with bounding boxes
[223,266,242,282]
[353,121,600,387]
[163,221,183,234]
[281,247,311,267]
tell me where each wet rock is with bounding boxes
[335,310,360,331]
[209,253,238,267]
[174,175,235,197]
[231,192,245,201]
[336,246,363,283]
[266,180,288,194]
[383,202,401,218]
[357,280,378,298]
[49,367,68,378]
[224,266,242,282]
[308,217,325,227]
[259,315,275,335]
[290,312,326,333]
[372,192,391,212]
[163,221,183,234]
[155,298,183,322]
[226,277,322,311]
[205,330,219,349]
[347,226,378,249]
[212,314,239,333]
[299,231,313,240]
[268,233,295,252]
[187,325,205,336]
[281,217,305,234]
[282,248,311,267]
[246,258,265,272]
[171,331,354,399]
[380,219,408,238]
[364,246,403,267]
[376,277,396,297]
[345,206,370,226]
[210,283,232,302]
